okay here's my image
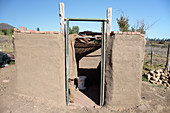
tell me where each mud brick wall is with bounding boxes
[105,32,146,109]
[79,49,101,69]
[14,31,66,107]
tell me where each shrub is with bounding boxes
[159,40,165,44]
[0,29,14,36]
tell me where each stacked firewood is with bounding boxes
[144,69,170,88]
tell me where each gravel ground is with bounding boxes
[0,65,170,113]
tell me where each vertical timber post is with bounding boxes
[101,7,112,106]
[166,43,170,70]
[12,35,15,54]
[60,3,69,106]
[59,3,64,34]
[106,8,112,44]
[150,46,153,67]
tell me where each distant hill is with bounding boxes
[0,23,15,30]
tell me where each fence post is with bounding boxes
[165,43,170,70]
[12,35,15,54]
[150,46,153,67]
[59,3,65,34]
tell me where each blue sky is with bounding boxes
[0,0,169,39]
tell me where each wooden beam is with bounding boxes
[59,3,64,34]
[106,8,112,42]
[166,43,170,70]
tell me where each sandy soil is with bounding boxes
[0,65,170,113]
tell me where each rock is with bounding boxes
[149,71,155,76]
[150,76,154,80]
[158,80,162,84]
[163,80,168,83]
[158,69,163,73]
[165,78,168,81]
[138,104,147,110]
[163,83,167,87]
[2,80,10,83]
[150,80,156,84]
[163,69,168,73]
[154,77,159,82]
[156,73,161,77]
[161,73,165,76]
[168,84,170,87]
[150,70,155,74]
[145,74,151,80]
[168,80,170,84]
[161,76,165,80]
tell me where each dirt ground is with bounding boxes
[0,65,170,113]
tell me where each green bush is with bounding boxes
[0,29,14,36]
[159,40,165,44]
[142,76,149,82]
[0,31,4,35]
[9,60,15,65]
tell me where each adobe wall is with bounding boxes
[14,31,66,106]
[79,49,101,69]
[105,32,146,109]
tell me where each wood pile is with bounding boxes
[144,69,170,88]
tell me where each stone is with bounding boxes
[161,73,165,76]
[154,70,159,74]
[163,83,167,87]
[158,80,162,84]
[156,73,161,77]
[150,76,154,80]
[2,80,10,83]
[158,69,163,73]
[150,71,155,74]
[150,80,156,84]
[152,76,159,82]
[164,79,168,82]
[145,74,151,80]
[155,77,159,82]
[161,76,165,80]
[168,80,170,84]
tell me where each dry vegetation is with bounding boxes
[0,35,14,53]
[144,42,168,72]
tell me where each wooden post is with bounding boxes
[150,46,153,67]
[12,35,15,54]
[165,43,170,70]
[106,8,112,43]
[59,3,64,34]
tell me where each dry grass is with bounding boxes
[0,35,14,53]
[143,45,167,73]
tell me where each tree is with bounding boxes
[37,27,40,31]
[131,27,135,32]
[135,20,146,34]
[116,13,146,34]
[69,26,79,34]
[116,16,129,32]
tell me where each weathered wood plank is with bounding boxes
[59,3,64,34]
[106,8,112,41]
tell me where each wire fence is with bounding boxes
[144,44,169,72]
